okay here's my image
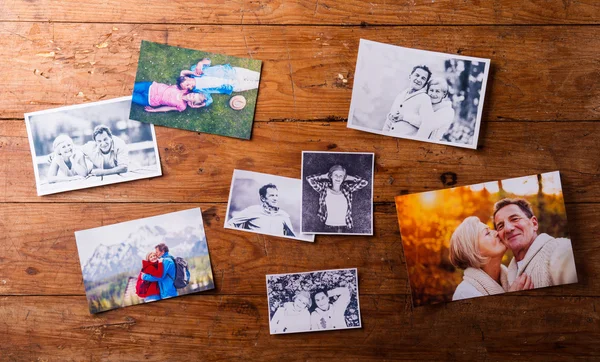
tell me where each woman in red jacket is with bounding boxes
[136,252,163,302]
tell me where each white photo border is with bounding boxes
[224,169,316,242]
[300,151,375,235]
[24,96,162,196]
[74,207,215,314]
[347,39,491,150]
[266,267,362,335]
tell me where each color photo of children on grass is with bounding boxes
[130,40,262,140]
[74,208,215,313]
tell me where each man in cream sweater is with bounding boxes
[382,65,435,136]
[493,198,578,288]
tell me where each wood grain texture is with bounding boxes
[1,0,599,25]
[1,120,598,203]
[0,203,407,296]
[0,295,598,361]
[1,1,600,360]
[0,23,599,121]
[0,203,597,297]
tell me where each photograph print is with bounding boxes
[267,268,362,334]
[130,40,262,140]
[74,208,215,314]
[301,151,374,235]
[348,39,490,149]
[225,170,315,242]
[24,96,162,196]
[395,171,577,307]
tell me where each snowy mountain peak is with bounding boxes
[82,224,209,283]
[83,242,140,282]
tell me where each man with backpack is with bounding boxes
[141,243,190,299]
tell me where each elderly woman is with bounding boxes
[415,77,456,141]
[450,216,534,301]
[269,291,312,334]
[135,251,163,303]
[305,165,369,233]
[46,134,88,183]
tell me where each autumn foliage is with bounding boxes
[395,173,569,307]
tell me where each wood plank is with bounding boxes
[0,295,598,361]
[0,23,599,121]
[0,203,407,296]
[0,120,598,203]
[1,0,599,25]
[1,2,597,361]
[0,203,596,297]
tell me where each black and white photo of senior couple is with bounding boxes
[348,39,490,149]
[267,268,361,334]
[225,170,315,242]
[25,97,162,196]
[46,124,128,181]
[382,66,455,140]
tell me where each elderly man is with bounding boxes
[227,183,296,237]
[81,125,129,177]
[493,198,577,288]
[383,65,435,135]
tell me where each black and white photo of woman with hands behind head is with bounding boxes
[301,152,374,235]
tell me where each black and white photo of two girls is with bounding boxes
[267,268,362,335]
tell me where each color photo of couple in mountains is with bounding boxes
[75,208,214,313]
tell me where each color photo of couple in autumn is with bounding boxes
[395,171,578,307]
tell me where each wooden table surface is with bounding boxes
[1,1,599,361]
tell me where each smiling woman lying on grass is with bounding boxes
[132,81,210,113]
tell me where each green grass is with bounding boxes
[130,41,262,140]
[86,273,130,313]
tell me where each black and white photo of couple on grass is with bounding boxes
[75,208,214,313]
[267,268,361,334]
[348,39,490,149]
[25,97,162,196]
